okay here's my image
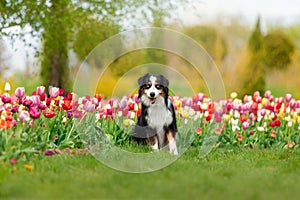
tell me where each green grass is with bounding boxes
[1,147,300,200]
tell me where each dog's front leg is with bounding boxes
[166,131,179,155]
[147,135,159,151]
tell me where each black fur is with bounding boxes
[133,74,177,148]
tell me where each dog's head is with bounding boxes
[137,73,169,106]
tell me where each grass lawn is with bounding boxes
[1,147,300,200]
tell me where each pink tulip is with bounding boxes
[37,86,46,95]
[29,107,41,119]
[15,87,25,98]
[83,101,95,112]
[242,121,249,130]
[18,110,30,122]
[49,87,60,98]
[285,93,292,103]
[264,90,271,99]
[31,95,40,105]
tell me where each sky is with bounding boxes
[2,0,300,76]
[178,0,300,26]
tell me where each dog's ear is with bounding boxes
[138,87,143,99]
[158,74,169,87]
[138,73,150,86]
[163,86,169,105]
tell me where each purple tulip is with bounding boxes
[11,105,18,113]
[1,95,11,103]
[23,98,33,107]
[15,87,25,98]
[67,111,73,118]
[44,150,55,156]
[38,103,47,110]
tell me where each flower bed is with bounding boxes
[1,83,299,164]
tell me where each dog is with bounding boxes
[133,73,178,155]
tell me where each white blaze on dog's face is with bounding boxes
[141,75,165,106]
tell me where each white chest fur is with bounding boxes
[146,98,173,146]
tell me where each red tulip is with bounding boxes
[59,88,65,96]
[270,121,276,127]
[44,109,56,118]
[62,100,72,110]
[94,94,102,102]
[274,120,281,127]
[9,157,18,165]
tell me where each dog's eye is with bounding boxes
[145,84,151,89]
[155,85,163,89]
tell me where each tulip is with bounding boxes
[94,94,102,102]
[249,130,255,135]
[29,107,41,119]
[237,135,243,141]
[38,102,47,110]
[270,121,276,127]
[257,126,264,132]
[288,141,295,148]
[18,110,30,122]
[15,87,25,98]
[9,157,18,165]
[37,86,46,95]
[264,90,271,99]
[83,101,95,112]
[43,109,56,118]
[62,100,72,110]
[49,87,60,98]
[242,121,249,130]
[270,130,277,138]
[1,95,11,103]
[215,128,222,135]
[230,92,237,99]
[59,88,65,96]
[23,98,33,108]
[44,149,55,156]
[31,95,40,105]
[4,82,11,92]
[285,93,292,103]
[196,127,202,135]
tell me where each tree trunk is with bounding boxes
[41,0,69,90]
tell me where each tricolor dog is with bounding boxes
[133,73,178,155]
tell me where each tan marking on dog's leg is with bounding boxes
[166,131,178,155]
[150,135,159,151]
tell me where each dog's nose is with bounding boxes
[150,92,155,98]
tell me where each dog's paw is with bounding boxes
[169,140,179,155]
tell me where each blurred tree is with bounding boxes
[242,17,265,95]
[183,25,228,64]
[0,0,190,90]
[145,9,167,65]
[263,31,295,70]
[0,39,10,78]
